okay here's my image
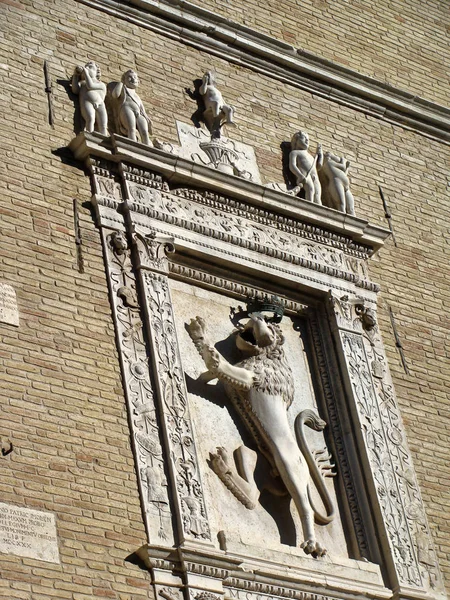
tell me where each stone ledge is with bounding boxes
[75,0,450,143]
[135,542,392,600]
[69,132,391,253]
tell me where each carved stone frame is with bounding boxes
[71,132,446,600]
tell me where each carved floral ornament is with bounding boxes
[84,166,383,298]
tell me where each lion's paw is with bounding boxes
[301,539,327,558]
[210,447,232,477]
[186,316,206,341]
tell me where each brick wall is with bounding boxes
[187,0,450,107]
[0,0,449,597]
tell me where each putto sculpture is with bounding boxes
[199,70,235,139]
[319,151,355,215]
[72,61,108,135]
[187,308,335,558]
[289,130,323,204]
[111,69,152,146]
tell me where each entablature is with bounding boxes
[70,131,390,300]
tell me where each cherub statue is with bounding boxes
[199,71,235,138]
[111,69,152,146]
[71,61,108,135]
[289,131,323,204]
[319,151,355,215]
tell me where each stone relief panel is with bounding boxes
[91,158,122,198]
[226,587,341,600]
[170,280,348,560]
[90,159,124,229]
[65,105,450,600]
[176,122,262,183]
[186,313,336,558]
[102,229,174,544]
[121,163,169,192]
[81,143,446,598]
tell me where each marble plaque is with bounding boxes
[0,283,19,326]
[0,503,60,563]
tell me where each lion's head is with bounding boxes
[235,315,294,406]
[235,315,284,356]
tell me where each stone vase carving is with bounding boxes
[199,140,240,175]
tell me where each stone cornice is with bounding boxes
[69,132,391,252]
[75,0,450,143]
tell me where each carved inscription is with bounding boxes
[0,283,19,326]
[0,503,59,563]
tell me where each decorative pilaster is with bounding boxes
[90,158,124,229]
[101,228,174,545]
[131,229,212,546]
[327,293,445,600]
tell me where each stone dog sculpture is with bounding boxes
[199,71,235,138]
[187,313,335,557]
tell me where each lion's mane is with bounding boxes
[235,323,294,408]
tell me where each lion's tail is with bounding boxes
[295,409,335,525]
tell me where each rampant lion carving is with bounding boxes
[187,314,335,558]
